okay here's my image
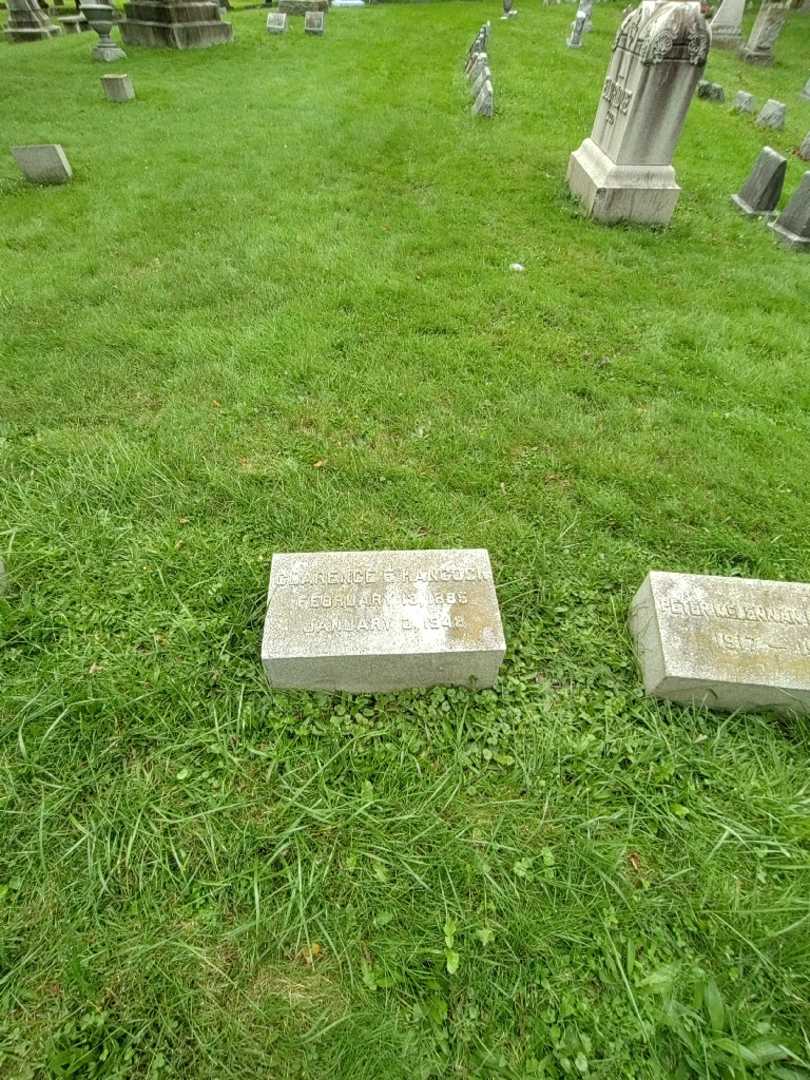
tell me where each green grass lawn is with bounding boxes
[2,3,810,1076]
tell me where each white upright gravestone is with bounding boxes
[710,0,745,48]
[630,571,810,714]
[567,0,710,226]
[262,549,506,693]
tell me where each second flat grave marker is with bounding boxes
[630,570,810,713]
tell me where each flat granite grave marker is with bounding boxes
[769,171,810,251]
[629,571,810,714]
[304,9,324,33]
[11,144,72,184]
[262,549,506,693]
[266,11,287,31]
[730,145,786,216]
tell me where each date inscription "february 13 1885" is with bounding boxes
[262,549,506,694]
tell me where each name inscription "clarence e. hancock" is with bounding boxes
[262,549,506,694]
[629,571,810,714]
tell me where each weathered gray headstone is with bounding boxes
[799,133,810,162]
[567,8,586,47]
[266,10,287,31]
[629,571,810,714]
[698,81,725,102]
[756,98,786,129]
[304,9,324,32]
[769,171,810,251]
[731,90,755,113]
[100,73,135,102]
[468,51,488,82]
[802,78,810,102]
[472,78,494,118]
[262,549,506,693]
[740,0,789,65]
[567,0,710,226]
[710,0,745,48]
[471,63,492,100]
[730,145,786,216]
[11,144,72,184]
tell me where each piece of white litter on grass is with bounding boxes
[509,263,525,272]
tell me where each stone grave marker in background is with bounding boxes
[101,73,135,102]
[304,10,324,33]
[262,549,506,693]
[710,0,745,48]
[266,10,287,31]
[698,81,725,101]
[802,78,810,102]
[472,64,492,99]
[740,0,789,64]
[756,98,786,129]
[4,0,60,42]
[730,145,786,216]
[731,90,755,113]
[630,571,810,714]
[472,78,494,117]
[567,0,709,226]
[799,133,810,162]
[769,172,810,250]
[567,9,586,47]
[121,0,232,48]
[11,144,72,184]
[279,0,327,12]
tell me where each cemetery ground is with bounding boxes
[2,3,810,1076]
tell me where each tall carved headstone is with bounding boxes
[4,0,60,41]
[121,0,232,47]
[710,0,745,48]
[567,0,710,226]
[740,0,789,64]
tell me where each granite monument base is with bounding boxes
[121,0,232,47]
[567,138,680,226]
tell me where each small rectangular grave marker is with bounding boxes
[11,144,72,184]
[262,549,506,693]
[304,10,324,33]
[266,11,287,31]
[756,98,786,129]
[629,571,810,714]
[731,90,755,113]
[100,73,135,102]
